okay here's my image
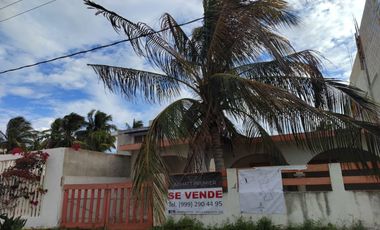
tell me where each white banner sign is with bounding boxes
[167,187,223,215]
[238,167,286,214]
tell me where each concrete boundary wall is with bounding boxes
[25,148,65,228]
[15,150,380,228]
[171,164,380,229]
[21,148,131,228]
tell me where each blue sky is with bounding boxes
[0,0,365,132]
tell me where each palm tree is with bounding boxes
[47,113,85,148]
[29,129,50,151]
[85,0,380,220]
[126,119,144,129]
[77,110,117,152]
[132,119,144,128]
[0,117,34,153]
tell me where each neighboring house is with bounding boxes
[115,127,149,155]
[112,126,380,228]
[116,126,190,173]
[115,126,375,174]
[350,0,380,103]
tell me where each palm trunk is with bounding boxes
[211,126,225,171]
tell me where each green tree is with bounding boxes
[29,129,50,151]
[0,117,34,153]
[85,0,380,220]
[126,119,144,129]
[47,113,85,148]
[77,110,117,152]
[132,119,144,128]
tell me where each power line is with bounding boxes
[0,3,250,75]
[0,0,57,23]
[0,16,204,75]
[0,0,23,11]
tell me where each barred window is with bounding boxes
[134,135,145,143]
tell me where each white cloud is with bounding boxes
[284,0,365,79]
[0,0,366,132]
[0,0,203,62]
[31,117,55,131]
[9,86,47,99]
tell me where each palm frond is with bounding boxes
[247,75,377,121]
[204,0,298,73]
[88,64,189,103]
[243,0,299,28]
[0,131,6,143]
[183,104,215,172]
[84,0,199,82]
[234,50,323,77]
[160,13,199,64]
[209,73,380,161]
[132,98,201,223]
[232,49,378,120]
[234,50,325,107]
[324,80,378,119]
[234,111,288,165]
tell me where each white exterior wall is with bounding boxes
[0,155,20,173]
[62,176,129,184]
[24,148,65,228]
[12,148,380,228]
[350,0,380,103]
[278,144,315,165]
[116,132,134,155]
[170,164,380,229]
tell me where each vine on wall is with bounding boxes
[0,148,49,212]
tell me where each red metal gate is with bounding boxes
[61,182,152,230]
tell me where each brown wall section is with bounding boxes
[63,148,131,177]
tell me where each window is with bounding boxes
[134,135,145,143]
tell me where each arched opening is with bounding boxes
[308,148,377,164]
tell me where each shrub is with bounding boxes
[285,220,367,230]
[154,218,368,230]
[0,214,26,230]
[152,217,205,230]
[349,221,366,230]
